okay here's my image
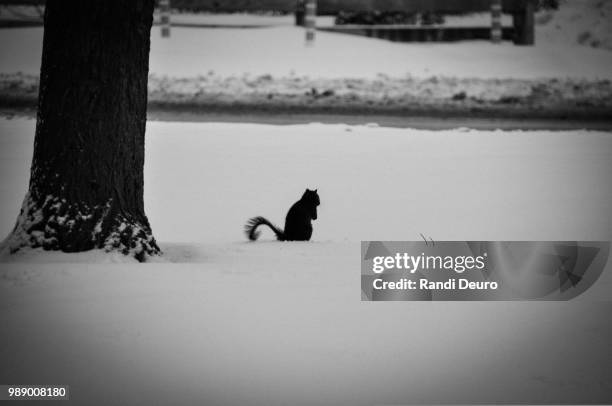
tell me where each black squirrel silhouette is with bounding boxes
[245,189,320,241]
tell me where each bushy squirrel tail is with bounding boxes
[245,216,284,241]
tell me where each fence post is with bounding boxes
[160,0,170,38]
[513,0,535,45]
[490,0,502,44]
[522,0,535,45]
[295,1,305,26]
[305,0,316,44]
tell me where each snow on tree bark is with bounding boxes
[1,0,160,261]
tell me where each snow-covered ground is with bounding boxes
[1,22,612,80]
[2,118,612,243]
[1,117,612,405]
[2,5,611,119]
[2,10,611,117]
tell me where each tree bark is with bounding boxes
[2,0,160,261]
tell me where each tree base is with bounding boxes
[2,193,161,262]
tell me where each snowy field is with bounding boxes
[1,117,612,405]
[2,23,612,80]
[2,5,612,120]
[2,11,611,117]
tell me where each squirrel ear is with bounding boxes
[314,189,317,192]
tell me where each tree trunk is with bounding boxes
[2,0,160,261]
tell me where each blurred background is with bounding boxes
[0,0,611,122]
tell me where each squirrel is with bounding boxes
[245,189,320,241]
